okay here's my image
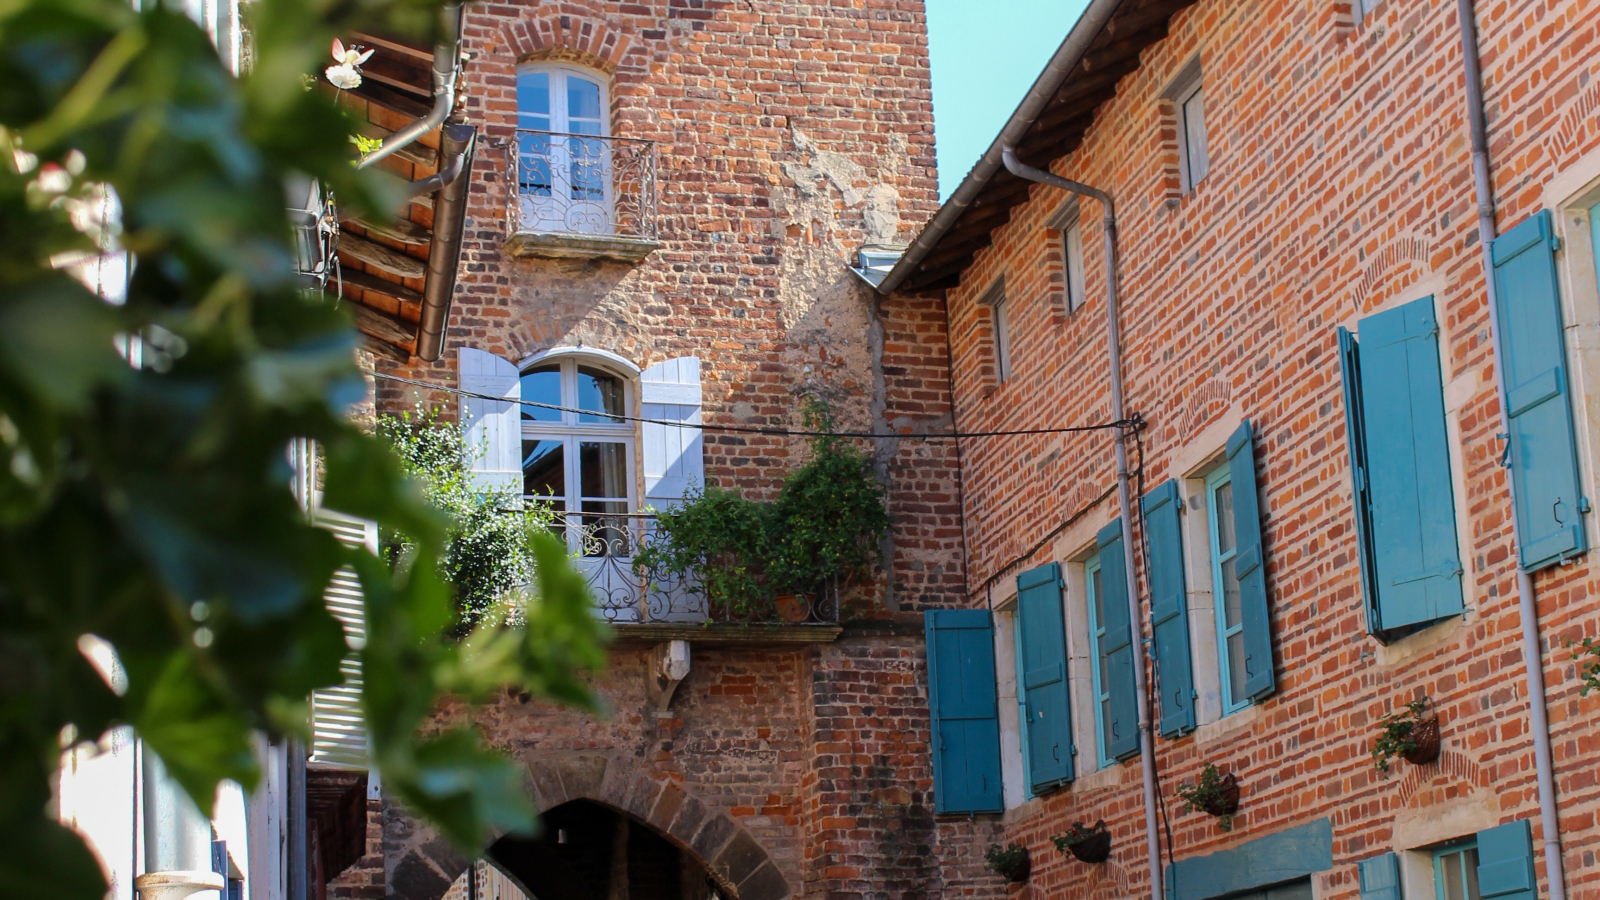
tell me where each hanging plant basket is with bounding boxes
[1401,708,1441,766]
[984,843,1030,883]
[1200,771,1240,817]
[1055,820,1112,864]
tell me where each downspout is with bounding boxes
[1002,148,1162,900]
[1456,2,1567,896]
[414,123,476,361]
[356,2,463,170]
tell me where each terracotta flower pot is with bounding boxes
[1066,822,1112,864]
[1201,772,1240,817]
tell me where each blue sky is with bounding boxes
[926,0,1090,201]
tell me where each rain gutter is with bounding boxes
[414,123,475,361]
[356,3,463,170]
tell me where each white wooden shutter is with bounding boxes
[458,347,523,495]
[641,357,703,509]
[309,507,376,770]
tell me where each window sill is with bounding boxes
[606,623,842,646]
[505,230,662,264]
[1192,700,1268,750]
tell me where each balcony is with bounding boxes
[504,131,661,264]
[557,512,843,643]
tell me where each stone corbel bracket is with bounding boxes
[647,639,691,710]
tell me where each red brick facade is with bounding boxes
[903,0,1600,898]
[361,3,992,900]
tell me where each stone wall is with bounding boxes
[914,0,1600,898]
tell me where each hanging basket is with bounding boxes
[1201,772,1240,817]
[1066,822,1112,864]
[1005,849,1031,883]
[1402,711,1442,766]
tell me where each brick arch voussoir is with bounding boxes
[1394,749,1485,809]
[500,15,631,75]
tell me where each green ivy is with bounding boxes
[0,1,605,894]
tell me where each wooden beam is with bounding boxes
[347,30,433,63]
[358,331,412,363]
[337,233,426,280]
[339,210,431,246]
[337,267,423,305]
[1031,91,1115,134]
[348,80,431,119]
[1016,123,1092,162]
[1105,0,1195,39]
[1081,22,1168,73]
[905,257,981,292]
[358,53,432,98]
[348,299,419,348]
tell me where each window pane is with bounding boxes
[568,76,603,124]
[1439,849,1465,900]
[517,71,551,127]
[1091,566,1104,631]
[1064,222,1085,312]
[1183,86,1209,185]
[1463,848,1480,899]
[1214,480,1236,554]
[994,297,1010,381]
[577,366,624,423]
[520,365,562,421]
[1221,556,1242,629]
[1226,632,1247,703]
[523,439,565,505]
[579,499,630,557]
[580,441,628,499]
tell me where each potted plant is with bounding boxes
[1175,763,1239,832]
[984,842,1031,883]
[1371,696,1440,775]
[1052,820,1111,863]
[632,485,770,619]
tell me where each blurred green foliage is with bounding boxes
[0,1,605,895]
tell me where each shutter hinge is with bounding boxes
[1498,433,1512,468]
[1191,689,1199,699]
[1581,497,1593,514]
[1552,235,1564,253]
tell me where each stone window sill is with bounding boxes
[505,230,661,264]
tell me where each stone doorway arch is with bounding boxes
[385,754,791,900]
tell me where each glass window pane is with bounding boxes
[1091,566,1104,632]
[579,499,629,558]
[994,297,1010,381]
[520,365,562,421]
[523,439,565,505]
[1214,480,1236,554]
[568,76,603,124]
[1440,849,1465,900]
[1221,556,1242,629]
[580,441,628,499]
[1226,632,1247,703]
[1184,86,1209,184]
[577,366,624,423]
[1463,848,1480,899]
[517,71,551,128]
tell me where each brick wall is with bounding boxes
[362,3,977,899]
[912,0,1600,897]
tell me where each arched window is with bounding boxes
[519,356,634,555]
[516,63,611,233]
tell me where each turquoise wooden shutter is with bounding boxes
[1476,819,1537,900]
[1016,563,1074,791]
[1097,520,1141,760]
[924,610,1003,814]
[1227,421,1276,701]
[1141,480,1195,736]
[1357,297,1465,632]
[1493,210,1589,570]
[1356,853,1401,900]
[1338,327,1384,635]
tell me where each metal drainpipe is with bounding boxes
[1455,1,1567,895]
[415,123,476,361]
[1002,148,1163,900]
[356,3,463,170]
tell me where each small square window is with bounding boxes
[1062,220,1086,313]
[1179,80,1209,190]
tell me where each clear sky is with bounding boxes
[926,0,1090,202]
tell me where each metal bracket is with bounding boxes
[647,640,691,711]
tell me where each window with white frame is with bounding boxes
[1205,463,1249,715]
[520,359,635,556]
[1062,218,1086,314]
[516,63,611,232]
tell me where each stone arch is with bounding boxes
[499,16,633,75]
[1394,749,1488,809]
[385,753,792,900]
[1348,235,1431,315]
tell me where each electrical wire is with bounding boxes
[366,369,1138,441]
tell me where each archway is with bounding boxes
[483,800,722,900]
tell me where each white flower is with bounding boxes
[325,63,362,90]
[33,163,71,194]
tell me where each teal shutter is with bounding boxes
[924,610,1003,814]
[1016,563,1074,791]
[1493,210,1589,570]
[1097,520,1141,760]
[1357,297,1465,632]
[1476,819,1537,900]
[1141,480,1195,736]
[1227,421,1276,700]
[1356,853,1401,900]
[1339,327,1384,635]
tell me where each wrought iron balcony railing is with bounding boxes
[505,130,658,244]
[553,511,840,627]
